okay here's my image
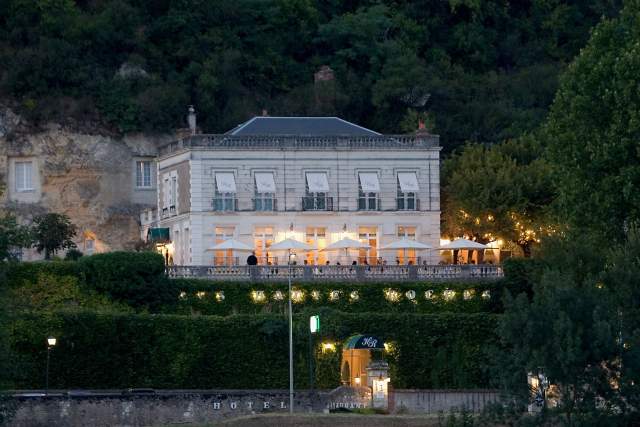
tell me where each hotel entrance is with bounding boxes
[340,334,390,409]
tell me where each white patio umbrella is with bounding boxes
[266,237,313,414]
[380,239,432,250]
[320,237,371,264]
[438,238,488,264]
[438,238,488,250]
[204,239,253,252]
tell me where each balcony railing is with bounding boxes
[161,205,177,218]
[396,197,420,211]
[357,197,381,211]
[253,197,277,212]
[212,198,238,211]
[302,196,334,211]
[166,264,503,282]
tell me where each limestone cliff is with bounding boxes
[0,105,171,257]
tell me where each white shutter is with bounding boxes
[215,172,237,193]
[255,172,276,193]
[305,172,329,192]
[358,172,380,192]
[24,162,32,190]
[398,172,420,192]
[15,162,25,191]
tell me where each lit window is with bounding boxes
[136,161,153,188]
[85,238,95,255]
[15,161,33,192]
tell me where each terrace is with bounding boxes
[166,264,503,282]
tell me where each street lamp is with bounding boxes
[46,337,57,395]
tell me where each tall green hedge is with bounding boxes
[8,310,498,390]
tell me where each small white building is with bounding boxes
[155,117,441,266]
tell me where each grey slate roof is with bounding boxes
[227,116,381,136]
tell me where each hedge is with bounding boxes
[7,310,499,390]
[169,279,505,316]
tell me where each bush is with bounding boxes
[78,252,176,310]
[64,249,84,261]
[7,310,499,390]
[3,261,80,289]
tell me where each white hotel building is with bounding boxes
[155,117,441,266]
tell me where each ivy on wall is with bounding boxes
[7,310,498,390]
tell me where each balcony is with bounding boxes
[253,197,277,212]
[212,197,238,211]
[167,264,504,282]
[357,197,381,211]
[302,196,334,211]
[161,205,176,218]
[396,197,420,211]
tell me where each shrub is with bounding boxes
[78,252,176,310]
[64,249,84,261]
[7,310,498,390]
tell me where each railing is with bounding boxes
[161,206,177,218]
[166,264,504,281]
[357,197,381,211]
[253,197,277,211]
[159,134,440,156]
[212,198,238,211]
[396,197,420,211]
[302,196,334,211]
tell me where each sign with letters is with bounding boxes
[353,335,384,349]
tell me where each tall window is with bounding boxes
[170,176,177,210]
[358,172,380,210]
[254,172,276,211]
[397,226,417,265]
[253,227,275,265]
[358,226,378,265]
[304,172,331,211]
[15,161,33,192]
[306,227,327,265]
[214,227,235,265]
[397,172,419,210]
[136,161,152,188]
[214,172,237,211]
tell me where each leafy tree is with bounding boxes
[32,213,77,260]
[544,0,640,243]
[442,138,554,257]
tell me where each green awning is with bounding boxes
[343,334,385,350]
[147,228,171,244]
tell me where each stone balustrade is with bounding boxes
[166,264,503,282]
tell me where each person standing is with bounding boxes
[247,251,258,280]
[247,252,258,265]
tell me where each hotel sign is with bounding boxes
[352,335,384,349]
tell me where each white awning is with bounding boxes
[255,172,276,193]
[398,172,420,192]
[358,172,380,192]
[215,172,236,193]
[306,172,330,192]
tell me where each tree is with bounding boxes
[32,213,77,260]
[442,137,554,257]
[544,1,640,243]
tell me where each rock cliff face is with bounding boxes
[0,105,171,257]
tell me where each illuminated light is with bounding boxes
[321,342,336,353]
[384,342,396,353]
[463,289,475,300]
[311,290,321,301]
[349,290,360,302]
[329,290,340,301]
[405,290,416,300]
[251,290,266,303]
[443,289,456,301]
[474,218,480,225]
[384,288,401,303]
[215,291,225,302]
[487,215,494,221]
[179,291,187,300]
[595,282,605,289]
[481,290,491,300]
[354,377,361,385]
[273,290,285,301]
[196,291,206,299]
[424,290,435,300]
[623,342,630,349]
[291,289,305,303]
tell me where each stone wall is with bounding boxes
[0,105,172,257]
[5,389,500,426]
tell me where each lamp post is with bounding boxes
[309,315,320,393]
[288,249,295,414]
[46,337,57,395]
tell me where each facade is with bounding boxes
[156,117,441,266]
